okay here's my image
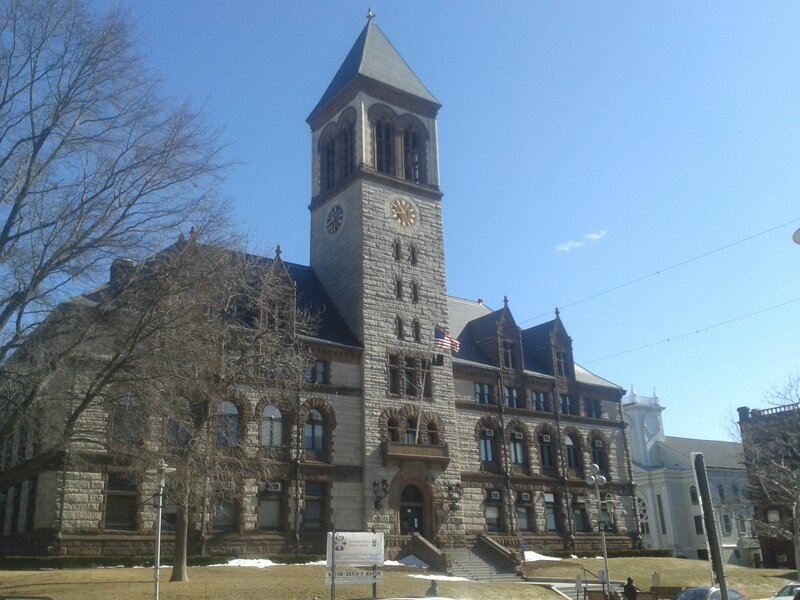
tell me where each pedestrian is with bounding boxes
[624,577,638,600]
[426,578,439,597]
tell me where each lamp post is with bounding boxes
[585,463,610,599]
[147,459,176,600]
[793,227,800,245]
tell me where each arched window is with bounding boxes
[409,244,418,265]
[166,397,189,448]
[565,435,581,471]
[404,419,417,444]
[321,138,336,192]
[718,484,726,502]
[339,123,355,179]
[591,437,607,475]
[111,395,142,444]
[261,405,282,448]
[216,401,239,448]
[480,428,495,463]
[403,129,421,182]
[510,432,526,467]
[305,409,325,451]
[388,417,400,442]
[690,485,700,505]
[539,432,555,471]
[375,117,394,175]
[427,422,439,446]
[393,240,402,261]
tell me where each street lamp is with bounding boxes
[585,463,610,599]
[147,458,176,600]
[793,227,800,245]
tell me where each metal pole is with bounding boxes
[596,479,610,598]
[154,462,165,600]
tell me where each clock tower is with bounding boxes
[307,18,459,533]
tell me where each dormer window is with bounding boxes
[502,341,516,369]
[556,350,567,377]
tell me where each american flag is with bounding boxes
[434,327,460,352]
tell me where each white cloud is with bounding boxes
[556,229,607,252]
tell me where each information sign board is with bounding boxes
[326,531,384,566]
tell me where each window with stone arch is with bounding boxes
[479,424,498,466]
[304,409,325,453]
[318,110,356,193]
[509,428,527,470]
[564,434,582,474]
[111,394,143,445]
[538,429,557,473]
[426,422,440,446]
[215,401,240,449]
[261,405,283,448]
[374,115,394,175]
[590,435,608,477]
[387,417,401,442]
[398,114,427,184]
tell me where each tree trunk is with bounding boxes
[793,500,800,581]
[170,500,190,582]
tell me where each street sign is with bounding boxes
[325,570,384,585]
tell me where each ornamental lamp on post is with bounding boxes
[446,483,464,512]
[147,458,176,600]
[373,478,389,509]
[585,463,611,599]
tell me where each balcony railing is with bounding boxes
[381,441,450,466]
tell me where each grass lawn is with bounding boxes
[0,557,795,600]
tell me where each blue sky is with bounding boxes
[119,1,800,441]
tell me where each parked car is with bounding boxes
[675,587,749,600]
[770,583,800,599]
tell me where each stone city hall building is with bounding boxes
[0,20,638,562]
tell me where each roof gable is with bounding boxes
[308,20,439,121]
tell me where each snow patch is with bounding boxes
[524,550,562,562]
[209,558,281,568]
[409,573,471,582]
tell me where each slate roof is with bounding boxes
[658,436,744,470]
[446,297,620,390]
[280,261,361,348]
[308,20,440,121]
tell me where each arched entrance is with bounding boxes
[399,484,424,535]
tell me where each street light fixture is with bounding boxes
[146,458,176,600]
[794,227,800,245]
[585,463,611,599]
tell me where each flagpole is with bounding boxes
[414,356,429,444]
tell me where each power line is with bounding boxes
[520,216,800,325]
[583,295,800,364]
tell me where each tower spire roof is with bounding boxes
[308,19,439,121]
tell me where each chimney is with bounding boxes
[736,406,751,422]
[110,258,135,286]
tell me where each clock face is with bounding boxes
[326,205,344,234]
[390,197,418,227]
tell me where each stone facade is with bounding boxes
[0,20,638,559]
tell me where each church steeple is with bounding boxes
[308,20,439,123]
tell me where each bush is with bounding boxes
[0,554,235,570]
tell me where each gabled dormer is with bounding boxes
[521,309,575,380]
[463,297,523,370]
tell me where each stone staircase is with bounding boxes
[446,545,521,581]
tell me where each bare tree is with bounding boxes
[0,0,226,376]
[739,373,800,576]
[1,235,314,579]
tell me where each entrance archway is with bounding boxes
[399,484,424,535]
